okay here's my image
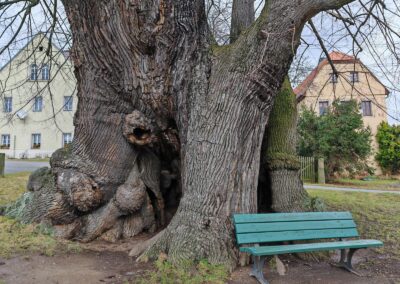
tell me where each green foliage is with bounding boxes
[137,258,229,284]
[298,100,372,177]
[376,121,400,174]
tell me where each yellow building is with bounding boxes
[0,34,77,158]
[295,51,389,174]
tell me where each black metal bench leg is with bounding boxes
[334,248,362,276]
[250,256,269,284]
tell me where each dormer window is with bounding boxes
[350,71,359,83]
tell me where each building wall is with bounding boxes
[298,61,388,174]
[0,34,77,158]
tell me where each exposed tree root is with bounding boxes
[130,229,165,258]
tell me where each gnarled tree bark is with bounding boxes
[4,0,355,271]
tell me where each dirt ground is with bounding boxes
[0,237,399,284]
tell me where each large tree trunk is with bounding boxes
[259,78,309,212]
[4,0,355,270]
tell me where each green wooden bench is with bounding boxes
[233,211,383,284]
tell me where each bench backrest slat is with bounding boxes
[236,228,359,244]
[235,219,356,234]
[234,212,352,224]
[233,211,358,245]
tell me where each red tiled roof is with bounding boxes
[294,51,356,98]
[294,51,389,100]
[328,51,355,61]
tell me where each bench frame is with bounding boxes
[250,247,361,284]
[233,211,383,284]
[336,247,361,275]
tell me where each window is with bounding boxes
[319,101,329,115]
[330,73,338,83]
[361,101,372,116]
[30,64,38,80]
[0,134,10,149]
[32,133,41,149]
[41,64,50,80]
[33,96,43,112]
[62,133,73,147]
[63,96,73,111]
[350,71,359,83]
[4,97,12,113]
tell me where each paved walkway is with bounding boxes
[4,160,49,174]
[305,184,400,194]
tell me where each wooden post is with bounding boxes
[317,158,325,184]
[0,153,5,178]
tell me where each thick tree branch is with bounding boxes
[308,19,338,75]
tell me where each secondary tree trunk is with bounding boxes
[259,78,309,212]
[4,0,355,270]
[230,0,255,43]
[229,0,307,213]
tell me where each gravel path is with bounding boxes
[305,184,400,194]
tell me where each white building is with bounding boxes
[0,34,77,158]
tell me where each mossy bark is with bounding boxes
[259,78,309,212]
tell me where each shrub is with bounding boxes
[376,122,400,174]
[298,100,372,178]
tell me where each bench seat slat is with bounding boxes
[239,240,383,256]
[236,228,359,244]
[235,220,356,234]
[234,212,352,224]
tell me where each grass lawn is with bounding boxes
[0,172,30,205]
[0,172,79,258]
[308,189,400,258]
